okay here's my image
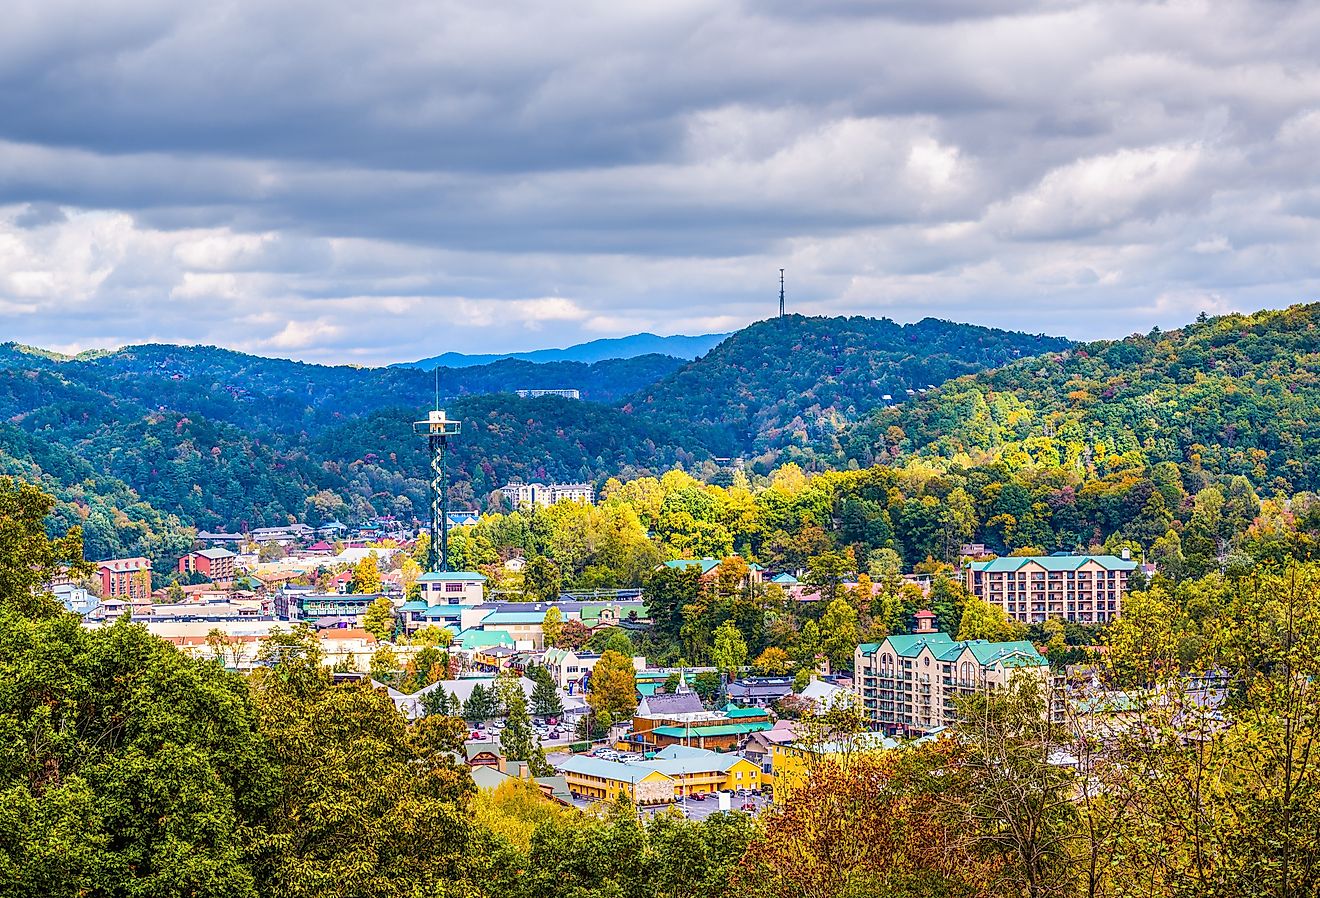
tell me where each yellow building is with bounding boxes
[558,755,676,805]
[557,746,763,805]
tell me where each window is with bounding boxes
[445,582,464,593]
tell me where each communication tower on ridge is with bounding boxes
[413,406,461,572]
[779,269,785,317]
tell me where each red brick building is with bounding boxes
[178,548,237,581]
[97,557,152,599]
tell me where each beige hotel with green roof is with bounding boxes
[964,554,1137,625]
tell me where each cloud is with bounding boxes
[0,0,1317,363]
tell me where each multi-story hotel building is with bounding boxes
[964,554,1136,624]
[497,481,594,509]
[96,557,153,600]
[854,613,1051,735]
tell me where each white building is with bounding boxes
[497,481,594,510]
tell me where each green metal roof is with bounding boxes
[400,600,429,612]
[650,721,771,738]
[883,633,957,658]
[968,555,1137,573]
[965,640,1048,667]
[453,629,515,648]
[722,705,769,719]
[664,559,721,574]
[421,606,463,619]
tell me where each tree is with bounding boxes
[752,646,792,676]
[956,595,1025,643]
[531,677,563,718]
[350,553,382,594]
[362,596,395,642]
[557,619,591,650]
[463,683,499,725]
[541,605,563,647]
[711,621,749,679]
[587,650,637,721]
[819,598,862,672]
[0,476,88,618]
[523,555,561,602]
[500,687,537,764]
[369,645,400,682]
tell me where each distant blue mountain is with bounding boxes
[397,332,730,369]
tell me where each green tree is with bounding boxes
[500,686,537,763]
[522,555,561,602]
[541,605,563,647]
[531,677,564,718]
[0,476,88,618]
[463,683,499,725]
[362,596,395,642]
[819,598,862,673]
[956,595,1025,643]
[711,621,749,679]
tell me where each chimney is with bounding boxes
[913,610,937,634]
[1121,548,1131,561]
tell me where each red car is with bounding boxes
[688,792,707,801]
[740,802,757,812]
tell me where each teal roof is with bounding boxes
[558,756,673,784]
[651,722,771,738]
[636,682,661,697]
[453,629,515,648]
[770,573,798,585]
[884,633,957,658]
[400,600,429,612]
[653,744,715,761]
[968,555,1137,573]
[417,571,488,582]
[857,642,883,656]
[664,558,721,574]
[722,705,769,719]
[421,606,463,619]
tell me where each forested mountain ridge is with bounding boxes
[624,315,1072,458]
[399,331,729,368]
[840,303,1320,492]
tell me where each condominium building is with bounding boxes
[178,548,237,581]
[97,557,153,600]
[854,625,1051,735]
[497,481,594,509]
[964,554,1137,624]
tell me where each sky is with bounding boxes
[1,0,1318,366]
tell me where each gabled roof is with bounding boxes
[452,629,515,648]
[195,548,236,560]
[650,722,772,738]
[883,632,957,658]
[770,572,799,584]
[639,692,705,716]
[967,555,1137,573]
[652,744,716,761]
[400,600,430,612]
[481,611,547,625]
[663,558,722,575]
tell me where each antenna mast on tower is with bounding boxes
[779,269,785,317]
[413,381,461,572]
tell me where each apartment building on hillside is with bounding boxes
[497,481,594,509]
[964,554,1137,624]
[97,557,153,600]
[854,621,1052,736]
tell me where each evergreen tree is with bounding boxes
[531,677,564,718]
[500,689,537,763]
[463,683,498,724]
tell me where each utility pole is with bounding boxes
[779,269,785,317]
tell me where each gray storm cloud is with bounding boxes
[0,0,1317,363]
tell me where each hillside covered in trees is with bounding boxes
[625,316,1072,457]
[0,315,1066,561]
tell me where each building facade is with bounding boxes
[178,548,237,581]
[964,554,1137,624]
[97,557,153,600]
[497,481,594,510]
[854,630,1051,735]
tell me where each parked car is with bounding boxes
[688,792,707,802]
[740,802,757,812]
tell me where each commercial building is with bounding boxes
[178,548,237,581]
[557,744,762,804]
[964,554,1137,624]
[97,557,152,600]
[514,389,580,399]
[854,626,1051,735]
[497,481,594,510]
